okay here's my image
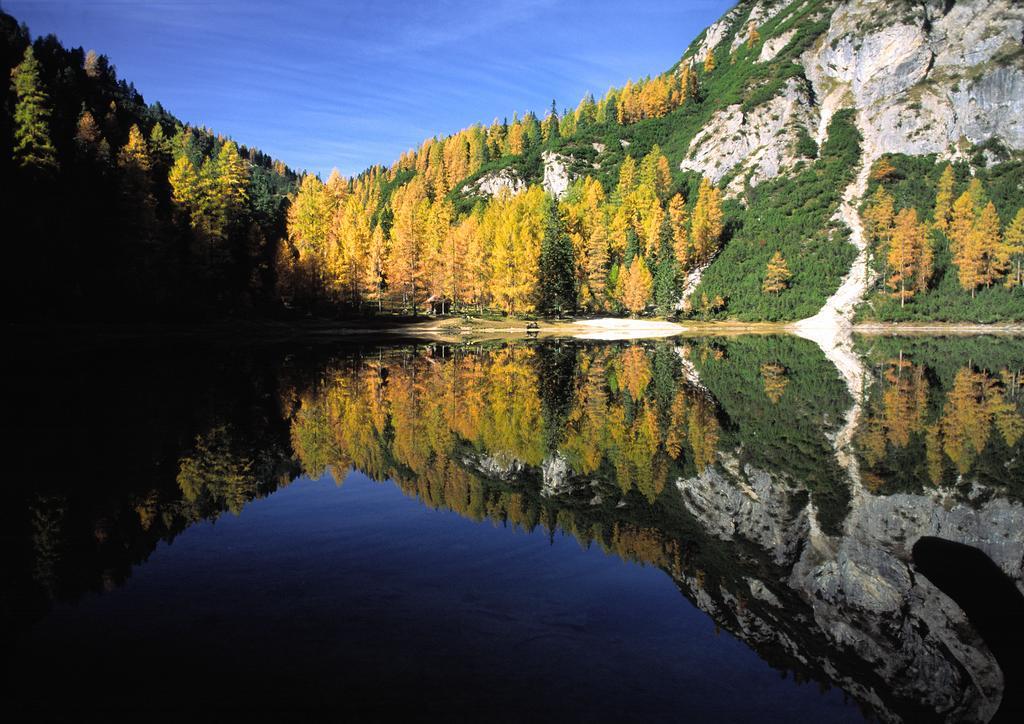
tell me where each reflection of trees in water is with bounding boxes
[10,337,1024,723]
[857,351,1024,496]
[287,344,721,508]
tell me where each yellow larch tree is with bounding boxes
[584,221,610,311]
[617,155,638,199]
[641,196,665,258]
[286,174,332,288]
[862,186,895,262]
[486,186,546,314]
[762,251,791,294]
[976,201,1007,288]
[1003,208,1024,288]
[365,225,388,310]
[668,193,690,268]
[690,177,723,264]
[621,256,653,315]
[954,200,1005,295]
[461,212,489,311]
[886,207,931,306]
[747,22,761,49]
[387,178,429,312]
[933,163,955,232]
[703,49,716,73]
[948,188,976,255]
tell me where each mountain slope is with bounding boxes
[5,1,1022,323]
[0,12,300,320]
[278,0,1023,322]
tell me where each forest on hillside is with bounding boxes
[0,13,299,321]
[4,0,1023,324]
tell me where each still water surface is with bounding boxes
[4,335,1022,721]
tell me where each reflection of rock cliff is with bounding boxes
[669,340,1024,722]
[677,457,1022,722]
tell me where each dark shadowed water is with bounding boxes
[3,334,1023,721]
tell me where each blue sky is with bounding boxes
[8,0,733,177]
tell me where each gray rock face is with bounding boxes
[540,452,572,497]
[680,78,816,195]
[680,0,1024,189]
[541,151,572,199]
[803,0,1024,161]
[677,457,808,566]
[463,452,525,481]
[464,168,525,198]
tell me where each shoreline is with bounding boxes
[852,322,1024,335]
[8,316,1024,344]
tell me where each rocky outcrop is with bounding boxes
[757,28,795,63]
[679,78,816,195]
[541,151,572,199]
[540,452,572,497]
[728,0,788,52]
[682,0,1022,198]
[677,458,808,566]
[462,452,526,481]
[463,167,525,198]
[802,0,1024,161]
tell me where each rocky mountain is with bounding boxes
[458,0,1023,323]
[682,0,1023,185]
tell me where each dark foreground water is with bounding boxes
[3,334,1023,721]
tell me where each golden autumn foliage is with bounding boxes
[886,208,932,306]
[690,177,724,265]
[760,362,788,403]
[859,355,1024,485]
[932,164,955,232]
[762,251,791,294]
[951,194,1005,296]
[703,49,716,73]
[746,22,760,49]
[621,256,653,314]
[863,186,895,261]
[1004,208,1024,288]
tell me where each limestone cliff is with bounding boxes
[680,0,1024,191]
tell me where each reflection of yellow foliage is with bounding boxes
[618,345,652,401]
[177,426,258,515]
[881,357,927,448]
[941,368,995,474]
[760,362,788,403]
[286,344,725,512]
[925,423,943,485]
[134,490,160,531]
[859,415,888,467]
[863,472,887,493]
[860,360,1024,485]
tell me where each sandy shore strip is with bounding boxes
[571,318,686,340]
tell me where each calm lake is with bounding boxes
[3,334,1023,721]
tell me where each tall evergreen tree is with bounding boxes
[539,197,576,314]
[10,45,57,174]
[653,213,678,315]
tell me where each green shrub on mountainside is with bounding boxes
[689,110,860,321]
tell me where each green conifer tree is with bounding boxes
[538,197,576,314]
[11,46,58,174]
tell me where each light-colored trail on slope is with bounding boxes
[791,119,876,502]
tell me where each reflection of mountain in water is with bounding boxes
[5,336,1024,722]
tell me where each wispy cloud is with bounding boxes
[7,0,731,176]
